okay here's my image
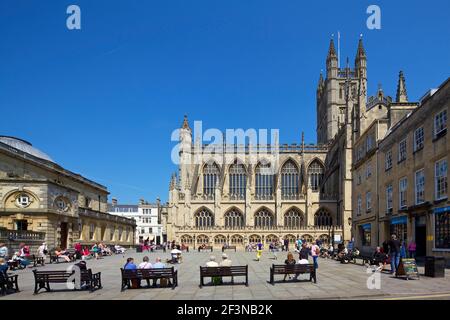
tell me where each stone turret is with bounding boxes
[326,39,338,79]
[396,71,408,103]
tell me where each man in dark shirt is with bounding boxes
[388,234,401,274]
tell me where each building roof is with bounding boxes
[0,135,108,192]
[0,136,54,162]
[107,203,139,212]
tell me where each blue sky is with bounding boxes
[1,0,449,204]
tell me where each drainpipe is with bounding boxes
[376,125,380,247]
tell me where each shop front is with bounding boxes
[358,223,372,248]
[433,206,450,253]
[390,216,407,242]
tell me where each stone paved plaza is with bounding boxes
[2,250,450,300]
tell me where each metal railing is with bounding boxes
[0,229,45,241]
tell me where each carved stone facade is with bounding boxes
[0,136,136,250]
[352,78,450,261]
[165,39,375,248]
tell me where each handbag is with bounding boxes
[160,278,168,287]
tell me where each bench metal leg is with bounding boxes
[120,279,127,292]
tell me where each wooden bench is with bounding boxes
[198,246,213,252]
[120,267,178,291]
[48,253,75,264]
[33,269,102,294]
[0,272,19,295]
[222,246,237,252]
[353,249,375,265]
[199,266,248,287]
[7,260,20,271]
[24,255,45,268]
[269,264,317,285]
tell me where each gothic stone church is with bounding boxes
[165,38,412,249]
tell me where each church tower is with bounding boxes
[316,37,367,144]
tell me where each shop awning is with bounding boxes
[391,216,407,225]
[361,223,371,230]
[434,206,450,214]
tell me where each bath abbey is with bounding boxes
[165,37,449,259]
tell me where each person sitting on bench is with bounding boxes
[55,248,71,263]
[283,252,296,281]
[0,258,8,274]
[124,257,137,270]
[372,247,387,271]
[220,253,232,267]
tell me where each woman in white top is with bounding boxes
[138,256,153,269]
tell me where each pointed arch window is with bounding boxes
[254,209,274,230]
[195,208,214,229]
[281,160,300,199]
[255,162,274,200]
[229,162,246,200]
[314,209,332,227]
[308,160,324,192]
[224,209,245,230]
[203,163,220,198]
[284,208,305,229]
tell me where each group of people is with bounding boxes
[123,256,170,287]
[124,256,167,270]
[205,253,233,267]
[381,234,413,275]
[0,240,128,271]
[332,234,416,275]
[246,238,321,269]
[0,242,33,269]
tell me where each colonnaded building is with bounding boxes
[165,38,379,249]
[0,136,136,251]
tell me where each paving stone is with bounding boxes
[1,251,449,300]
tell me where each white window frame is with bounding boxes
[385,150,393,170]
[399,177,407,209]
[398,139,407,162]
[386,185,393,212]
[415,169,425,205]
[413,127,424,152]
[435,158,448,200]
[434,109,447,137]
